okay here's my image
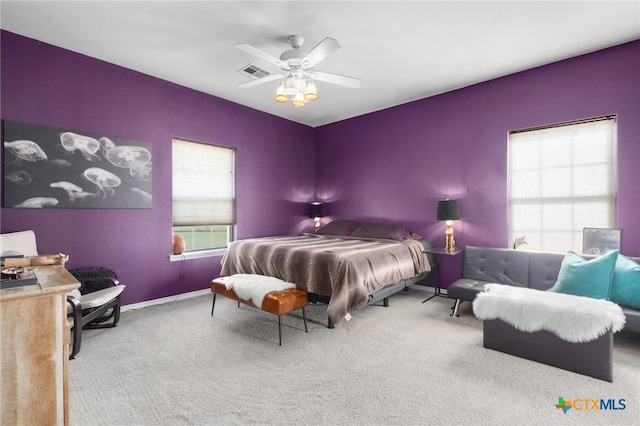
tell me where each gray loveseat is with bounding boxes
[447,246,640,334]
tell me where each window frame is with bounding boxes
[170,138,236,261]
[507,115,617,253]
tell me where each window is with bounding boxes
[508,116,616,253]
[172,138,235,255]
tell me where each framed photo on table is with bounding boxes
[582,228,621,255]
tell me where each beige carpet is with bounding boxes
[69,289,640,425]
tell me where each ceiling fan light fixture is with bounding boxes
[237,35,361,109]
[284,76,306,95]
[304,81,319,101]
[292,91,306,108]
[274,84,288,102]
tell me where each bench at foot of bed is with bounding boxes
[210,278,308,345]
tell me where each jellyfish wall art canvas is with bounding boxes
[2,120,152,208]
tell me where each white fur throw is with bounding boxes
[472,284,625,343]
[220,274,296,308]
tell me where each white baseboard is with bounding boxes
[121,288,210,312]
[121,285,445,313]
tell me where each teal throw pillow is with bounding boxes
[610,254,640,309]
[548,250,619,300]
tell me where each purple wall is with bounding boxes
[1,31,316,304]
[315,40,640,286]
[2,31,638,299]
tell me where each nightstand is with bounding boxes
[422,247,464,303]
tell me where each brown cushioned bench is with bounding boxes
[211,278,308,345]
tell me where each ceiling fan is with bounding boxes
[236,35,361,108]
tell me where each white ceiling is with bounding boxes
[1,1,639,127]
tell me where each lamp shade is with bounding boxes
[309,202,324,218]
[274,84,288,103]
[304,81,319,101]
[292,91,306,108]
[437,199,460,221]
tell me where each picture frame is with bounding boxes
[582,228,621,255]
[2,119,152,209]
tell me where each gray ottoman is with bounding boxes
[483,319,613,382]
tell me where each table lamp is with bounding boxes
[437,199,460,252]
[309,202,324,233]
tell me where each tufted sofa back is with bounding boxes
[462,246,530,287]
[527,252,565,290]
[462,246,566,289]
[462,246,638,290]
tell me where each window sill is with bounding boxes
[169,248,226,262]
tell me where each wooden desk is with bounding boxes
[1,265,80,426]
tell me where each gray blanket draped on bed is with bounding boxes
[220,233,430,324]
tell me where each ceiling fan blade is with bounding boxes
[238,73,285,88]
[311,71,362,89]
[235,43,283,67]
[302,37,341,67]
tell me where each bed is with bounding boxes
[220,220,434,327]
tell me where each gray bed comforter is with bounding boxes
[220,233,430,324]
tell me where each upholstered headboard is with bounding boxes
[317,220,435,268]
[318,220,414,241]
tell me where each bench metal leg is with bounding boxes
[278,307,308,346]
[450,299,461,317]
[211,293,217,316]
[302,307,308,332]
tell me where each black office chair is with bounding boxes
[66,267,125,359]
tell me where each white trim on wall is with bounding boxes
[121,288,211,313]
[120,284,441,313]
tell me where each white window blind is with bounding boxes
[508,116,616,253]
[172,138,235,226]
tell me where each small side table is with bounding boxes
[422,247,464,303]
